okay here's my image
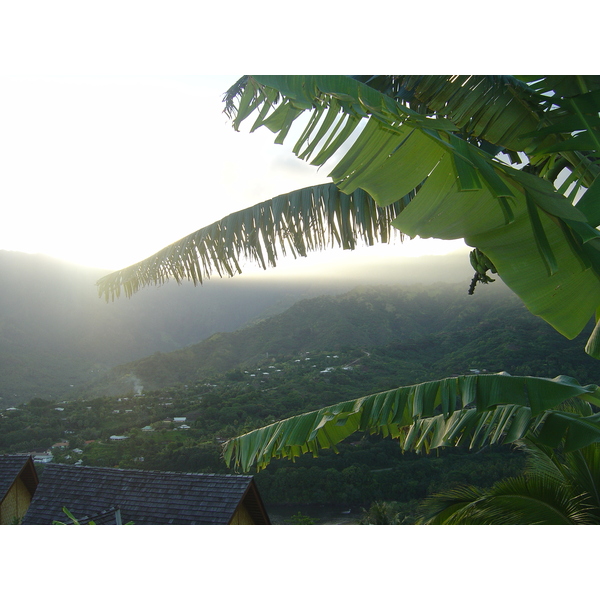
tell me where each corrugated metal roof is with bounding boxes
[22,464,268,525]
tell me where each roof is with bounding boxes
[60,506,123,525]
[22,464,270,525]
[0,455,39,502]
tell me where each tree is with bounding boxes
[96,75,600,473]
[417,436,600,525]
[359,501,403,525]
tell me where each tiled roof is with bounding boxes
[22,464,268,525]
[60,506,123,525]
[0,455,38,502]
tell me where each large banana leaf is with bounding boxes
[223,75,600,349]
[223,373,600,472]
[96,185,405,300]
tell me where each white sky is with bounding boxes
[0,73,467,271]
[0,1,474,274]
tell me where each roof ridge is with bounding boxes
[47,463,252,478]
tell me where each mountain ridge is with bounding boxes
[73,280,600,399]
[0,248,475,405]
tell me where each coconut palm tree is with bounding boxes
[417,437,600,525]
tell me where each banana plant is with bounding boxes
[98,75,600,357]
[223,372,600,472]
[94,75,600,477]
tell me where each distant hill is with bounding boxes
[77,282,600,398]
[0,248,475,405]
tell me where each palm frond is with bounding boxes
[96,184,405,300]
[416,484,488,524]
[515,439,566,485]
[223,373,600,472]
[564,444,600,514]
[419,438,600,524]
[419,476,596,525]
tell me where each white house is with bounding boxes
[32,452,53,463]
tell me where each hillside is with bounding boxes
[0,251,349,405]
[4,278,600,523]
[0,249,474,405]
[76,282,600,399]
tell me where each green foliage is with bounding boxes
[359,501,403,525]
[3,286,548,514]
[224,372,600,472]
[73,284,600,399]
[6,282,600,518]
[100,75,600,355]
[285,512,316,525]
[418,440,600,525]
[220,75,600,348]
[53,506,93,525]
[82,75,600,525]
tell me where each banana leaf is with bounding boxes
[223,373,600,472]
[97,185,405,300]
[223,75,600,347]
[100,75,600,353]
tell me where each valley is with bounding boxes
[2,252,599,523]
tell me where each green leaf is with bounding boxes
[224,373,599,471]
[525,191,558,276]
[97,184,405,300]
[466,209,600,340]
[585,318,600,359]
[575,176,600,227]
[452,153,482,192]
[333,127,448,206]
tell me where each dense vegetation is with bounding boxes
[0,358,528,523]
[0,249,471,405]
[3,283,599,523]
[0,252,340,405]
[75,281,600,398]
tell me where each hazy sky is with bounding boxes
[0,4,510,277]
[1,73,467,273]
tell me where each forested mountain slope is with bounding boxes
[0,251,372,404]
[78,282,600,399]
[4,278,600,522]
[0,249,473,405]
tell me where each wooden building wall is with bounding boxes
[229,502,255,525]
[0,477,33,525]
